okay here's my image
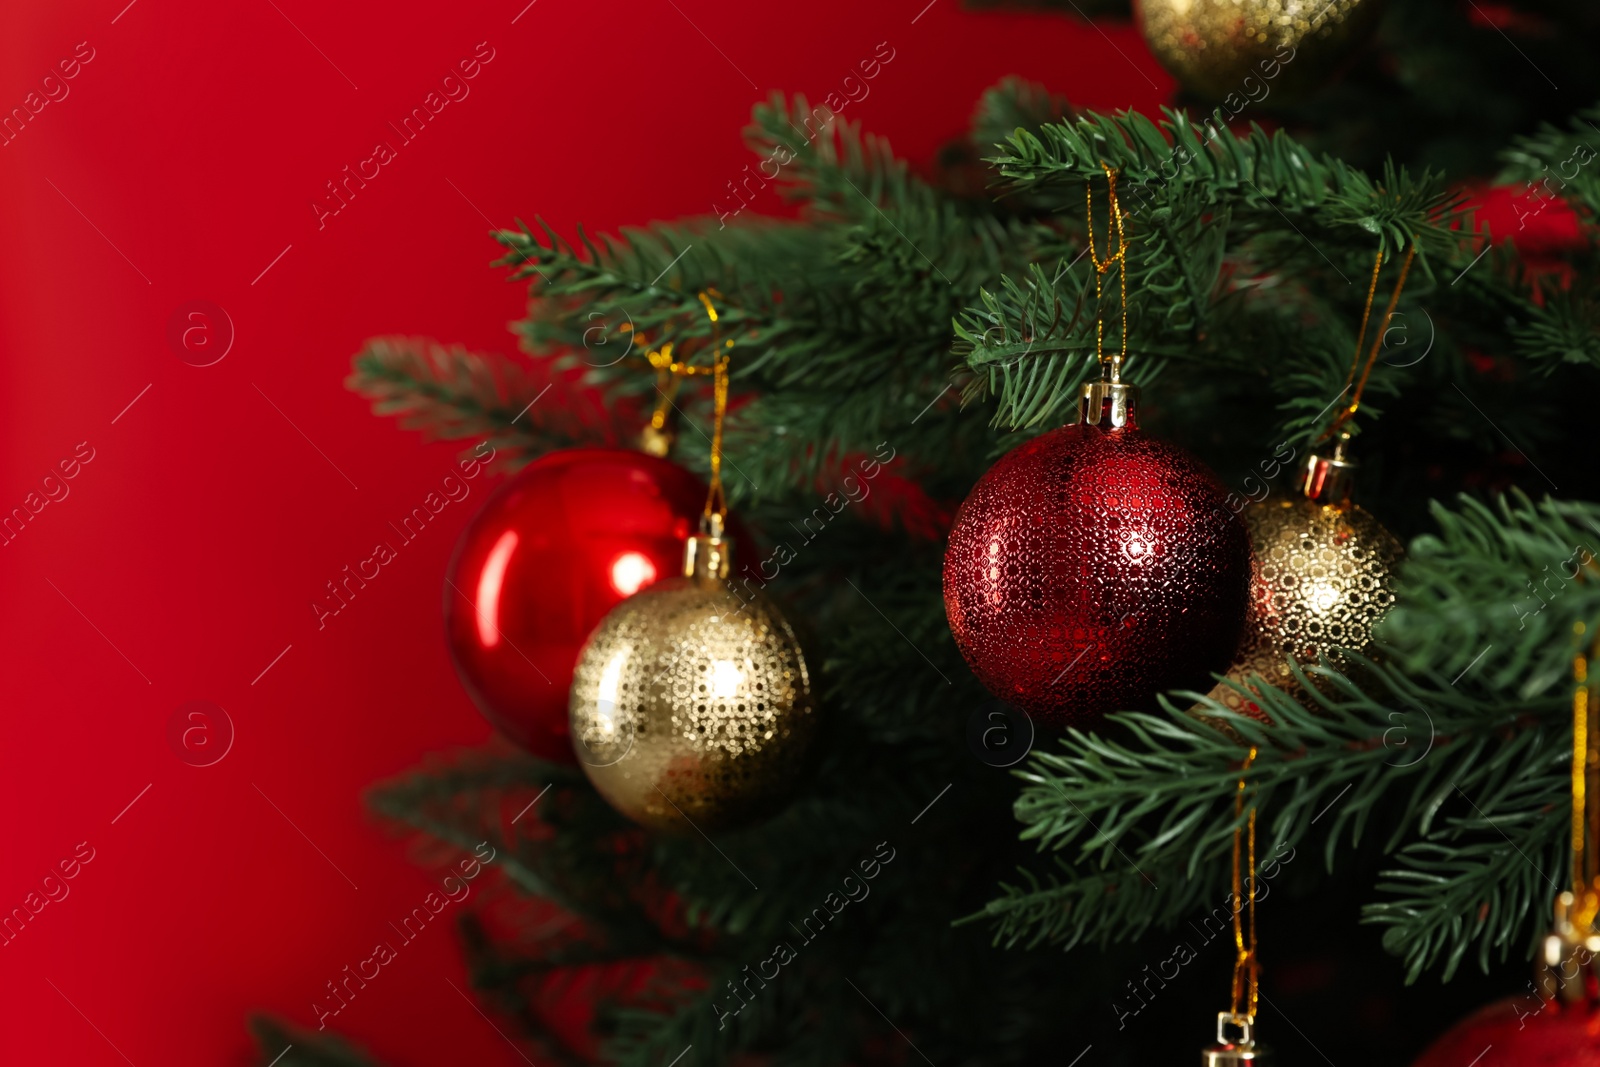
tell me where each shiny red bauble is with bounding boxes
[1413,996,1600,1066]
[943,418,1250,728]
[445,449,717,762]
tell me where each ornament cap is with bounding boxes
[639,423,675,458]
[1202,1013,1265,1066]
[1537,891,1600,1005]
[1078,378,1139,428]
[1301,442,1357,504]
[684,513,733,580]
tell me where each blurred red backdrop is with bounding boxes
[0,1,1166,1062]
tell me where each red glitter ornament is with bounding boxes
[943,393,1250,728]
[1413,996,1600,1067]
[445,448,718,762]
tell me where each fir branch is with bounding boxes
[346,336,620,459]
[249,1016,384,1067]
[455,915,595,1067]
[1512,277,1600,373]
[953,256,1174,428]
[365,751,686,956]
[993,109,1470,262]
[482,94,1055,495]
[977,661,1567,952]
[1364,767,1567,983]
[1498,101,1600,220]
[959,850,1221,953]
[744,93,918,221]
[957,110,1485,434]
[971,77,1076,159]
[1380,493,1600,699]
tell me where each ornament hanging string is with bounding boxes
[641,331,707,439]
[1230,746,1260,1019]
[623,317,680,439]
[644,290,733,526]
[703,333,731,526]
[647,368,681,438]
[1570,621,1600,934]
[1084,163,1130,381]
[1323,238,1418,443]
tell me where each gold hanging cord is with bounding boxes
[1570,622,1600,935]
[1322,239,1418,443]
[644,290,733,525]
[1084,163,1130,381]
[645,368,681,438]
[1230,746,1260,1019]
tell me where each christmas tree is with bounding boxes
[257,1,1600,1062]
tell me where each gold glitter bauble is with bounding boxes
[1205,496,1401,718]
[569,534,815,832]
[1134,0,1385,103]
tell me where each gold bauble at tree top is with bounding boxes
[569,517,817,833]
[1205,448,1402,719]
[1135,0,1385,103]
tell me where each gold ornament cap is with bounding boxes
[1078,377,1140,428]
[1300,445,1356,504]
[1538,891,1600,1005]
[639,423,675,458]
[684,512,733,579]
[1203,1013,1266,1066]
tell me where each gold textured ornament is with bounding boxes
[1205,453,1401,719]
[568,522,816,831]
[1134,0,1385,103]
[1208,243,1413,720]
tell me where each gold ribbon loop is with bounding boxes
[640,290,733,526]
[1230,746,1260,1019]
[1085,163,1130,380]
[1324,238,1418,442]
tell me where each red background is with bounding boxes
[0,1,1166,1062]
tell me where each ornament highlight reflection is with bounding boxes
[474,530,518,648]
[711,659,744,698]
[594,650,628,739]
[609,550,657,596]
